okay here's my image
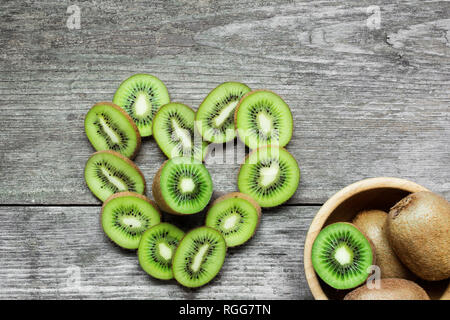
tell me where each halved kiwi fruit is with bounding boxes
[101,192,161,249]
[235,90,293,149]
[152,157,213,215]
[172,226,227,288]
[113,74,170,137]
[196,82,251,143]
[84,102,141,159]
[237,146,300,207]
[311,222,374,290]
[152,102,207,161]
[205,192,261,247]
[84,150,146,201]
[138,223,185,280]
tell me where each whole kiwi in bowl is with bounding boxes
[344,278,430,300]
[387,191,450,281]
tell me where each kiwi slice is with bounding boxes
[138,223,185,280]
[152,157,213,215]
[84,102,141,159]
[196,82,251,143]
[101,192,161,249]
[172,226,227,288]
[235,90,293,149]
[152,102,208,161]
[84,150,146,201]
[113,74,170,137]
[311,222,374,290]
[205,192,261,247]
[237,146,300,207]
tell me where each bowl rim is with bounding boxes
[303,177,429,300]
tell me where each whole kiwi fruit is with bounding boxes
[344,278,430,300]
[352,210,413,279]
[387,191,450,281]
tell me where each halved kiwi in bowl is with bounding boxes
[84,102,141,159]
[237,145,300,207]
[101,192,161,249]
[172,226,227,288]
[152,102,208,161]
[205,192,261,247]
[196,82,251,144]
[311,222,374,290]
[113,73,170,137]
[235,90,293,149]
[84,150,146,202]
[152,157,213,215]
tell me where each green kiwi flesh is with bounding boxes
[138,223,185,280]
[152,157,213,215]
[152,102,208,161]
[84,150,146,201]
[205,192,261,247]
[84,102,141,159]
[101,192,161,249]
[196,82,251,143]
[113,73,170,137]
[311,222,374,290]
[172,226,227,288]
[235,90,293,149]
[238,146,300,207]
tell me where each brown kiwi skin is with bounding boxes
[209,192,262,217]
[387,191,450,281]
[352,210,413,280]
[344,278,430,300]
[151,159,179,214]
[85,102,141,159]
[101,191,161,220]
[206,192,262,246]
[234,90,293,149]
[87,150,147,197]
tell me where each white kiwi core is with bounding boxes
[133,92,151,118]
[158,242,173,261]
[191,244,209,272]
[259,162,280,187]
[214,100,239,127]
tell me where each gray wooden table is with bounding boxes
[0,0,449,299]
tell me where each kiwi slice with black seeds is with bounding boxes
[138,223,185,280]
[101,192,161,249]
[84,150,146,201]
[235,90,293,149]
[152,157,213,215]
[196,82,251,143]
[311,222,374,290]
[85,102,141,159]
[113,74,170,137]
[152,102,208,161]
[172,226,227,288]
[205,192,261,247]
[238,145,300,207]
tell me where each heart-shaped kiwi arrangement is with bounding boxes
[84,74,300,288]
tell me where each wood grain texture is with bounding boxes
[0,0,449,205]
[0,205,315,299]
[0,0,449,300]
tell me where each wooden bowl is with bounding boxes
[304,177,449,300]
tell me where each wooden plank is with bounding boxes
[0,205,315,299]
[0,1,449,205]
